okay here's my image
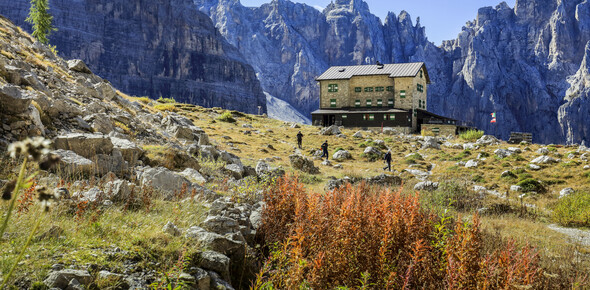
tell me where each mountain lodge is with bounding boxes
[311,62,460,135]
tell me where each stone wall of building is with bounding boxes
[348,75,395,107]
[421,124,456,136]
[319,79,350,108]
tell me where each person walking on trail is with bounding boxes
[297,131,303,149]
[320,140,329,160]
[383,150,392,171]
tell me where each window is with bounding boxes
[385,114,395,120]
[375,86,384,92]
[388,98,394,107]
[330,99,336,107]
[418,99,422,108]
[364,87,373,92]
[386,86,393,91]
[364,114,374,120]
[354,87,362,92]
[420,70,423,78]
[355,100,361,107]
[342,114,347,119]
[328,83,338,92]
[377,99,382,107]
[366,99,372,107]
[400,90,406,98]
[417,84,423,92]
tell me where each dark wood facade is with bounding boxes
[311,108,411,128]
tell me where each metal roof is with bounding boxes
[316,62,429,83]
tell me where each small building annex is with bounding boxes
[311,62,459,135]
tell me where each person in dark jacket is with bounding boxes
[383,150,392,171]
[320,140,329,160]
[297,131,303,149]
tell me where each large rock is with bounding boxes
[137,166,193,198]
[414,181,439,191]
[0,84,33,114]
[44,269,92,289]
[83,113,113,134]
[363,146,383,158]
[494,149,513,158]
[420,136,440,149]
[103,179,134,202]
[559,187,575,199]
[178,168,206,184]
[67,59,92,74]
[54,133,114,159]
[202,216,240,235]
[289,154,319,174]
[185,226,243,256]
[110,137,143,166]
[319,125,341,135]
[465,159,479,168]
[531,155,559,164]
[198,251,231,282]
[476,135,500,146]
[51,149,94,175]
[332,150,352,161]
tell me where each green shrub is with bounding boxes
[217,111,236,123]
[358,140,387,150]
[518,173,533,180]
[459,129,484,142]
[501,171,517,179]
[553,191,590,227]
[560,161,580,168]
[471,174,485,183]
[404,153,423,164]
[361,152,381,162]
[156,96,176,103]
[516,178,544,193]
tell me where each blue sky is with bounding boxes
[240,0,516,45]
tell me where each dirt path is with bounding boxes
[548,224,590,247]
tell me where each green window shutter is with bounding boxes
[386,86,393,91]
[342,114,347,119]
[364,87,373,92]
[420,70,423,78]
[376,86,384,92]
[388,98,394,107]
[366,99,372,107]
[330,99,337,107]
[377,99,382,106]
[355,100,361,107]
[355,87,361,92]
[328,84,338,92]
[363,114,367,120]
[400,90,406,98]
[391,114,395,120]
[369,114,374,120]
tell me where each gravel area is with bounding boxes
[547,224,590,247]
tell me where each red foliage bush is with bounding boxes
[255,176,541,289]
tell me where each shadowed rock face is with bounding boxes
[0,0,266,114]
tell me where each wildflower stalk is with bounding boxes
[0,157,28,239]
[0,209,42,288]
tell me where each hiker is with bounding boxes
[320,140,329,160]
[297,131,303,149]
[383,150,392,171]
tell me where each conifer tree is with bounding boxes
[25,0,56,44]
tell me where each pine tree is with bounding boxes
[25,0,57,44]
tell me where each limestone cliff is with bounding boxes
[0,0,267,114]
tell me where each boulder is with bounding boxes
[559,188,574,199]
[414,181,439,191]
[0,84,33,114]
[110,137,143,166]
[366,174,402,186]
[363,146,383,158]
[103,179,133,202]
[255,160,270,176]
[137,166,193,198]
[404,169,431,180]
[531,155,559,164]
[528,164,541,170]
[54,133,114,159]
[321,159,332,166]
[352,131,363,138]
[319,125,341,135]
[200,145,221,160]
[72,187,103,202]
[51,149,94,176]
[332,150,352,161]
[84,113,113,134]
[162,114,205,141]
[67,59,92,74]
[510,185,522,192]
[93,81,117,101]
[420,136,440,149]
[178,168,206,184]
[209,271,235,290]
[201,216,240,235]
[199,251,231,281]
[193,268,211,290]
[536,147,549,155]
[507,147,522,154]
[289,154,319,174]
[494,149,513,158]
[224,164,244,179]
[162,221,182,236]
[44,269,92,289]
[465,159,479,168]
[185,226,243,256]
[476,135,500,145]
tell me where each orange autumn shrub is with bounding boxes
[255,175,541,289]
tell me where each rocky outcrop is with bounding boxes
[0,0,267,115]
